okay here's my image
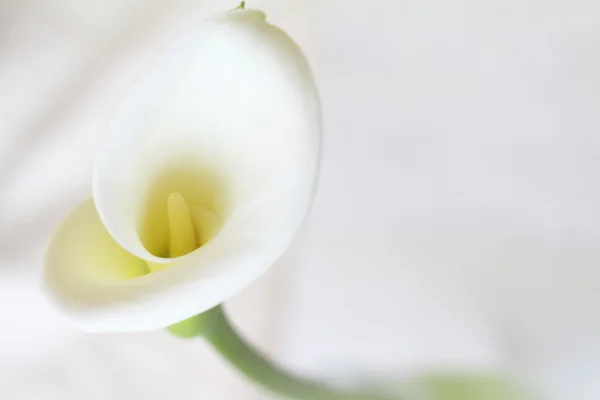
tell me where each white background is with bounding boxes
[1,1,599,399]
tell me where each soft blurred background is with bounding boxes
[1,0,599,399]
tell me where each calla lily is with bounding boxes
[44,7,321,333]
[41,7,527,400]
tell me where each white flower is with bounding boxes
[43,8,321,333]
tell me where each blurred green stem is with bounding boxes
[175,305,392,400]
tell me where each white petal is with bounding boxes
[44,199,150,322]
[44,9,320,332]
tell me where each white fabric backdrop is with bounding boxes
[1,1,599,399]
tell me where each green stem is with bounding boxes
[199,306,393,400]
